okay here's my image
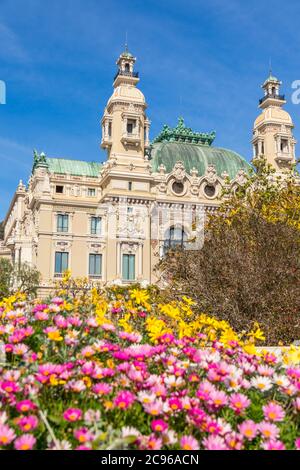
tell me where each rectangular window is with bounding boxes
[128,182,132,191]
[281,139,288,153]
[55,252,69,274]
[89,254,102,277]
[127,119,136,135]
[87,188,96,197]
[55,185,64,194]
[122,254,135,281]
[57,214,69,232]
[90,216,101,235]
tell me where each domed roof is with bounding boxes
[107,84,145,106]
[151,118,251,180]
[150,141,251,180]
[263,74,280,86]
[254,106,293,128]
[121,50,134,59]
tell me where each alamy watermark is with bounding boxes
[0,80,6,104]
[291,80,300,104]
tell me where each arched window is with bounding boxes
[163,226,187,254]
[125,62,130,73]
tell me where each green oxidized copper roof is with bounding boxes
[263,74,280,86]
[120,44,134,59]
[46,158,102,177]
[150,119,251,180]
[150,142,251,180]
[153,117,216,146]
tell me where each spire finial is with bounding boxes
[125,31,128,52]
[269,57,272,76]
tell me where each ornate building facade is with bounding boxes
[0,50,297,292]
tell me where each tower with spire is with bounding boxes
[101,47,150,165]
[252,72,296,172]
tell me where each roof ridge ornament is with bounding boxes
[32,149,48,173]
[153,117,216,146]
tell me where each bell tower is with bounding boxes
[101,47,151,170]
[252,74,296,172]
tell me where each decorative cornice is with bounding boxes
[153,117,216,146]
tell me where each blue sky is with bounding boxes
[0,0,300,218]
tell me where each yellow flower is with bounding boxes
[49,375,59,386]
[61,269,72,283]
[283,346,300,365]
[182,296,196,306]
[61,301,73,312]
[106,359,115,369]
[243,343,257,355]
[82,376,92,388]
[130,289,150,310]
[118,313,133,333]
[47,331,63,342]
[146,316,172,342]
[104,401,113,410]
[247,322,265,342]
[159,303,181,320]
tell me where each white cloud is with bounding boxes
[0,21,29,62]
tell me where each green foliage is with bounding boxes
[159,160,300,345]
[0,258,41,298]
[0,258,14,298]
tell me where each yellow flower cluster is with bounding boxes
[63,283,268,350]
[0,292,26,315]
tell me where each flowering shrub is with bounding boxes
[0,284,299,450]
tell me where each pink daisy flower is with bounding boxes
[1,380,19,394]
[262,440,286,450]
[263,402,285,422]
[74,427,94,443]
[16,415,39,432]
[238,420,258,440]
[180,435,200,450]
[114,391,135,409]
[293,397,300,411]
[203,435,228,450]
[229,393,251,414]
[92,383,112,395]
[147,434,163,450]
[63,408,82,422]
[151,420,168,433]
[14,434,36,450]
[143,399,164,416]
[209,390,228,409]
[258,421,280,440]
[168,397,182,411]
[16,400,36,413]
[0,424,16,446]
[225,432,243,450]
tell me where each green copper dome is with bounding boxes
[150,142,251,180]
[151,119,251,180]
[263,74,280,86]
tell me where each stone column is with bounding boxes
[258,140,262,155]
[116,242,121,277]
[138,243,143,276]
